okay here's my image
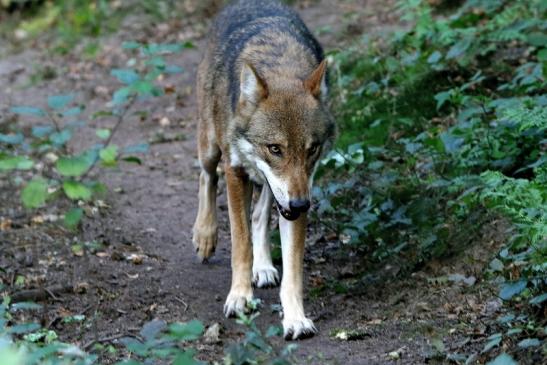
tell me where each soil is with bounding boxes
[0,1,538,364]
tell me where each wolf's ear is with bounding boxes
[304,59,328,99]
[240,63,268,104]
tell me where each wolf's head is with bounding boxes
[230,61,335,220]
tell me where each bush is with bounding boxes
[313,0,546,361]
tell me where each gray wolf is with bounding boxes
[192,0,335,340]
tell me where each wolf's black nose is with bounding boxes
[289,199,311,213]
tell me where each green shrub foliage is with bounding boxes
[314,0,546,348]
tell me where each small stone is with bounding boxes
[93,85,110,98]
[339,233,351,244]
[159,117,171,127]
[45,152,58,163]
[14,29,27,40]
[204,323,221,344]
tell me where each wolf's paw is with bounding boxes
[252,266,280,288]
[282,317,317,341]
[192,224,217,262]
[223,291,254,317]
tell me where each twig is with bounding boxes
[45,110,63,134]
[80,95,137,180]
[44,287,62,301]
[47,315,62,329]
[11,285,73,303]
[83,332,141,351]
[80,304,94,315]
[174,296,189,312]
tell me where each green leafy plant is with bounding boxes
[0,295,298,365]
[224,310,298,365]
[313,0,546,361]
[0,295,205,365]
[1,41,188,230]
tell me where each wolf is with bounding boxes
[192,0,335,340]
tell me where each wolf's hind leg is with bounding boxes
[192,129,221,262]
[252,185,279,288]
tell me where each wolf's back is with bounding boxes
[205,0,325,111]
[212,0,323,61]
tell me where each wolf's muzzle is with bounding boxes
[276,200,300,220]
[275,199,310,221]
[289,198,310,213]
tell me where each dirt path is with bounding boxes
[1,1,513,364]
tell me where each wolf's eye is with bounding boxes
[267,144,282,156]
[309,143,320,156]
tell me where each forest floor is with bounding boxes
[0,1,524,364]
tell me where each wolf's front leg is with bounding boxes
[252,186,279,288]
[279,214,317,340]
[223,164,254,317]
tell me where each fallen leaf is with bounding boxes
[448,273,476,286]
[431,337,445,353]
[0,218,12,231]
[126,253,145,265]
[140,319,167,341]
[74,282,89,294]
[164,85,176,94]
[32,215,45,224]
[332,328,370,341]
[125,272,139,279]
[416,302,430,312]
[71,244,84,257]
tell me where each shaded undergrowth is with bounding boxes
[312,0,546,362]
